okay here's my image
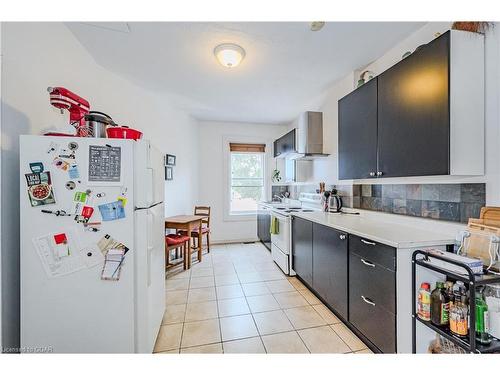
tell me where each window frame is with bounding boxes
[229,151,265,216]
[223,136,271,222]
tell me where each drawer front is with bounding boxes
[349,235,396,271]
[349,252,396,314]
[272,244,289,274]
[349,291,396,353]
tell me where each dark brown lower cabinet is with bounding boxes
[291,217,313,286]
[349,246,397,353]
[312,223,348,320]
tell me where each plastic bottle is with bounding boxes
[431,281,450,326]
[417,282,431,321]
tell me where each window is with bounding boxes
[229,147,265,215]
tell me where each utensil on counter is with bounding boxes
[106,125,143,140]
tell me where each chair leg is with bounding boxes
[183,243,187,270]
[206,233,210,253]
[166,248,170,266]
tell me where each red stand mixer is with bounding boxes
[46,87,90,137]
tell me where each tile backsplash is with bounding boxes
[351,183,486,223]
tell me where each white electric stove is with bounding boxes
[270,193,322,275]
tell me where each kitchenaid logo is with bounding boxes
[2,346,53,353]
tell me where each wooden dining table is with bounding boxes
[165,215,204,269]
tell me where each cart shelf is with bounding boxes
[412,249,500,354]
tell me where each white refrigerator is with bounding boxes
[19,135,165,353]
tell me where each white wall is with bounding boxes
[317,22,500,205]
[197,120,287,243]
[0,22,199,350]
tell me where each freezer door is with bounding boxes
[134,202,165,353]
[134,141,165,208]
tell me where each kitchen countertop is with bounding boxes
[291,210,460,249]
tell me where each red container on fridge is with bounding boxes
[106,126,143,140]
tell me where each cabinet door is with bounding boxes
[291,217,313,286]
[312,223,348,320]
[338,77,378,179]
[273,139,280,157]
[377,32,450,178]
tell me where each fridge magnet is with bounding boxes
[58,149,76,159]
[46,141,59,155]
[68,164,80,179]
[79,245,104,268]
[65,181,76,190]
[25,171,56,207]
[98,200,126,221]
[53,233,70,257]
[97,233,129,255]
[53,157,70,171]
[41,209,71,217]
[29,162,44,174]
[165,154,176,166]
[95,192,106,198]
[81,206,94,220]
[74,191,88,203]
[165,166,173,181]
[68,141,79,151]
[117,196,127,207]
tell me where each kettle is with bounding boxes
[328,189,343,213]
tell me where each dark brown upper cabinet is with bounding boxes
[338,77,378,180]
[338,30,484,180]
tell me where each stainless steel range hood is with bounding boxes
[288,111,330,160]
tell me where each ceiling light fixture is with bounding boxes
[214,43,245,68]
[310,22,325,31]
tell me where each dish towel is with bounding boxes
[270,217,279,235]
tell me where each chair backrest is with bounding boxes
[194,206,211,226]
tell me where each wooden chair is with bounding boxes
[180,206,211,253]
[165,233,191,270]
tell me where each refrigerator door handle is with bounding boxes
[145,168,154,207]
[147,209,154,287]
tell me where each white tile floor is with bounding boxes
[155,242,373,354]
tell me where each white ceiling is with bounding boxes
[67,22,424,124]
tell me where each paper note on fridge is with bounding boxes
[101,248,125,281]
[98,201,126,221]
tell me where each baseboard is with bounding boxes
[211,238,259,245]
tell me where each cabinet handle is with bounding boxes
[361,296,376,306]
[339,234,346,240]
[360,258,375,267]
[360,239,376,246]
[369,172,375,177]
[376,171,383,176]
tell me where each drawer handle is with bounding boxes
[361,296,376,306]
[339,234,346,240]
[361,239,376,246]
[360,258,375,267]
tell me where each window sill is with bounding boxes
[224,212,257,222]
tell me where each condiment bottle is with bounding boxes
[450,294,468,337]
[475,289,492,345]
[417,282,431,321]
[431,281,450,326]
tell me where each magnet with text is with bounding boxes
[98,200,126,221]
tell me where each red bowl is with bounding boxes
[106,126,143,140]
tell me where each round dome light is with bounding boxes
[214,43,245,68]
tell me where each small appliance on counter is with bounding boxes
[328,188,343,213]
[46,87,90,137]
[85,111,115,138]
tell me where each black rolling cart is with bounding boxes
[412,249,500,353]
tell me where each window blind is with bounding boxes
[229,143,266,153]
